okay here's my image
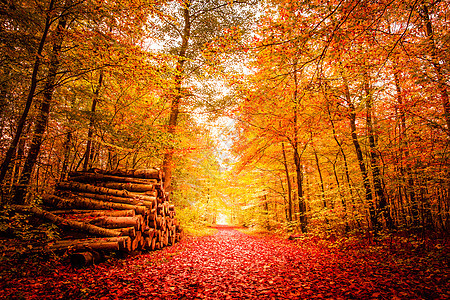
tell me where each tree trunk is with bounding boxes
[363,71,393,231]
[13,3,69,204]
[281,143,293,222]
[0,0,55,186]
[421,4,450,136]
[292,61,307,233]
[341,70,378,234]
[393,70,418,227]
[162,0,191,191]
[83,71,103,171]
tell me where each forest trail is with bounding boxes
[1,227,448,299]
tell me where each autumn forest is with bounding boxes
[0,0,449,298]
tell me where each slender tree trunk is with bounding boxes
[363,71,393,230]
[162,1,191,191]
[327,105,352,228]
[312,145,326,209]
[393,70,418,227]
[83,71,103,171]
[281,143,292,222]
[0,65,10,134]
[341,71,378,234]
[421,4,450,136]
[0,0,55,187]
[292,61,307,233]
[60,130,72,181]
[13,5,68,204]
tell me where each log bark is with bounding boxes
[73,192,154,208]
[13,205,121,237]
[91,216,143,230]
[81,168,162,180]
[58,181,133,198]
[70,251,103,268]
[48,236,131,251]
[97,182,156,193]
[58,181,158,203]
[43,194,147,215]
[69,172,158,185]
[51,209,135,217]
[114,227,136,238]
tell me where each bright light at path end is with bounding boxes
[216,213,228,225]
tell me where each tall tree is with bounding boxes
[153,0,256,190]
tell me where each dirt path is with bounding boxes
[1,227,448,299]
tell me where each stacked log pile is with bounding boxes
[38,168,182,266]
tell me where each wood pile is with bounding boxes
[36,168,182,266]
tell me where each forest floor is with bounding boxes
[0,226,449,299]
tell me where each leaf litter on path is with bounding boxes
[0,227,448,299]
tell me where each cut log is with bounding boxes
[13,205,121,237]
[131,231,143,251]
[69,172,157,185]
[88,168,162,180]
[48,236,131,251]
[74,192,153,208]
[97,182,156,193]
[51,209,135,217]
[143,237,151,250]
[70,251,103,268]
[42,194,147,215]
[151,236,156,251]
[143,190,158,197]
[58,181,133,198]
[114,227,136,237]
[58,181,159,203]
[143,227,155,238]
[91,216,142,230]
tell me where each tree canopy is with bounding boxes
[0,0,448,236]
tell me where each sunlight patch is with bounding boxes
[216,213,229,225]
